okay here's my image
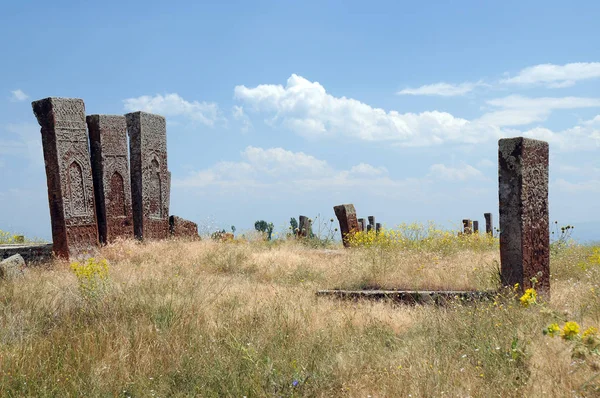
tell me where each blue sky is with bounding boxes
[1,0,599,241]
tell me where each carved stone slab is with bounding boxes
[499,137,550,298]
[126,112,170,240]
[334,204,359,248]
[357,218,366,232]
[169,216,199,239]
[87,115,134,243]
[298,215,311,238]
[32,97,98,258]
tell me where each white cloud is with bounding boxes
[10,89,29,102]
[553,178,600,193]
[477,95,600,127]
[428,163,484,181]
[232,105,252,133]
[501,62,600,87]
[234,74,496,146]
[520,115,600,151]
[123,93,222,126]
[397,81,483,97]
[175,145,427,197]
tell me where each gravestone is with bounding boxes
[499,137,550,298]
[298,215,311,238]
[87,115,133,243]
[126,112,170,240]
[484,213,493,235]
[32,97,98,258]
[375,223,382,235]
[368,216,375,231]
[334,204,359,248]
[169,216,199,239]
[473,221,479,233]
[357,218,366,232]
[367,224,372,232]
[462,219,472,234]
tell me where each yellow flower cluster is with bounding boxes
[561,321,581,340]
[519,288,537,307]
[70,257,110,300]
[346,222,498,254]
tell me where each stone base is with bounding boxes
[316,289,497,305]
[0,243,54,265]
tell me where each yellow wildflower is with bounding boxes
[519,288,537,307]
[544,323,560,337]
[583,327,598,338]
[561,321,580,340]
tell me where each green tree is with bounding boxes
[254,220,274,240]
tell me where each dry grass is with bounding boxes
[1,238,599,397]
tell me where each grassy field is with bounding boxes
[1,229,600,397]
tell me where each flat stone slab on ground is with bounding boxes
[316,289,497,304]
[0,243,53,264]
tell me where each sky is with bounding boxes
[1,0,599,242]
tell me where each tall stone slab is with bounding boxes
[334,204,359,248]
[484,213,493,235]
[473,221,479,233]
[357,218,366,232]
[32,97,98,258]
[462,219,472,234]
[87,115,133,243]
[499,137,550,298]
[126,112,170,240]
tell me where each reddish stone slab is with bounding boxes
[499,137,550,298]
[32,97,99,259]
[87,115,134,243]
[462,219,472,234]
[169,216,199,239]
[298,215,311,238]
[333,204,359,248]
[126,112,170,240]
[357,218,366,232]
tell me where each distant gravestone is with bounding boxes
[87,115,134,243]
[357,218,366,232]
[484,213,493,235]
[32,97,98,258]
[375,222,382,234]
[499,137,550,298]
[298,215,311,238]
[334,204,359,248]
[126,112,170,240]
[368,216,375,231]
[462,219,472,234]
[473,221,479,233]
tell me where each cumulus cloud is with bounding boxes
[520,115,600,151]
[123,93,222,126]
[174,145,430,197]
[397,81,483,97]
[10,89,29,102]
[428,163,484,181]
[553,178,600,193]
[232,105,252,133]
[234,74,497,146]
[477,95,600,127]
[501,62,600,88]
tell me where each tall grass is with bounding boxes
[0,232,599,396]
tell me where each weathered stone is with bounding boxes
[375,223,382,234]
[334,204,359,248]
[32,97,99,259]
[357,218,366,232]
[484,213,493,234]
[499,137,550,298]
[87,115,134,243]
[0,254,25,280]
[0,243,54,264]
[126,112,170,240]
[169,216,199,239]
[298,215,310,238]
[367,224,372,232]
[473,221,479,233]
[462,219,472,234]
